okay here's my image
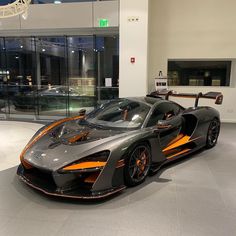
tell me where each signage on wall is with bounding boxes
[105,78,112,87]
[155,71,168,90]
[99,19,109,28]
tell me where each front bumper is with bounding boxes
[17,164,126,199]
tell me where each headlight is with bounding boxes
[59,151,110,173]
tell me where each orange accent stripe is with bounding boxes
[20,115,83,168]
[163,135,202,153]
[68,131,89,143]
[167,148,191,159]
[163,148,178,156]
[21,159,33,170]
[116,159,125,168]
[84,172,100,184]
[63,161,106,171]
[163,135,191,152]
[166,134,184,147]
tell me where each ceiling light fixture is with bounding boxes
[54,0,62,4]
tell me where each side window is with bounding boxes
[171,102,184,115]
[146,104,168,127]
[146,102,182,127]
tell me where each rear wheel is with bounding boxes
[206,119,220,149]
[124,144,151,186]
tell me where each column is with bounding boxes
[119,0,149,97]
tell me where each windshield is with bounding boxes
[86,99,150,129]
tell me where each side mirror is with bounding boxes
[156,120,172,130]
[154,115,183,132]
[78,109,86,116]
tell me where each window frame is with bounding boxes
[167,60,231,87]
[145,101,184,128]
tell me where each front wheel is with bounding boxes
[206,119,220,149]
[124,144,151,186]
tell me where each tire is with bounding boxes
[124,144,151,186]
[206,118,220,149]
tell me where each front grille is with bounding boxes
[21,166,100,194]
[23,168,57,192]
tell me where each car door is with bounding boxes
[146,101,184,149]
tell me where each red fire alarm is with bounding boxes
[130,57,135,63]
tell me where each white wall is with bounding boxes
[148,0,236,122]
[0,1,118,34]
[93,1,119,28]
[119,0,149,97]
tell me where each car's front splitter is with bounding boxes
[17,164,126,200]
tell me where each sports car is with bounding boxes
[17,90,223,199]
[13,86,96,110]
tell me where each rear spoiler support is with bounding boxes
[148,90,223,107]
[195,92,203,107]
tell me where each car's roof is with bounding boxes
[127,96,162,106]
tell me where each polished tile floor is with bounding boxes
[0,121,236,236]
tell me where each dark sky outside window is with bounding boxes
[0,0,15,5]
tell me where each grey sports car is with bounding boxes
[17,90,223,199]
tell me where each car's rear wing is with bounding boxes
[148,90,223,107]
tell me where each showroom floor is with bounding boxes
[0,121,236,236]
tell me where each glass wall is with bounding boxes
[0,35,119,121]
[96,35,119,103]
[0,38,7,119]
[2,37,36,119]
[35,36,67,118]
[67,36,96,116]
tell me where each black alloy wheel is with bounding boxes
[206,119,220,149]
[124,144,151,186]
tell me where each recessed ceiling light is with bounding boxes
[42,49,46,52]
[20,45,23,48]
[71,50,75,53]
[54,0,62,4]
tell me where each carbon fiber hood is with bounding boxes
[23,120,138,171]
